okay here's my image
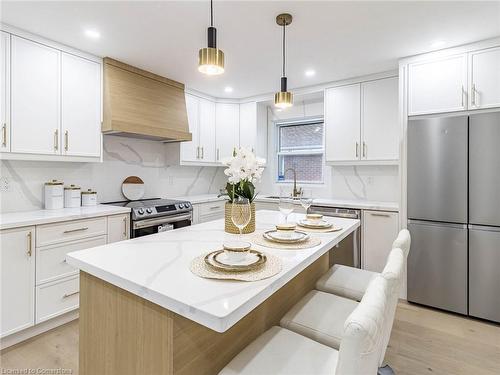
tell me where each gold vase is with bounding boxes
[225,202,256,234]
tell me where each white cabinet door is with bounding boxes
[107,214,130,243]
[61,53,101,157]
[0,226,35,338]
[239,102,257,153]
[198,98,216,163]
[362,77,399,161]
[362,210,399,273]
[325,84,361,162]
[1,32,10,152]
[408,54,467,115]
[180,94,199,162]
[469,47,500,109]
[216,103,240,160]
[11,36,61,154]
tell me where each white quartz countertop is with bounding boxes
[176,193,398,212]
[66,210,360,333]
[0,205,131,230]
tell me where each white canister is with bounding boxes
[44,180,64,210]
[81,189,98,206]
[64,185,81,208]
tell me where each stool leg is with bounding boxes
[378,365,395,375]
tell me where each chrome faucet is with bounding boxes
[284,168,302,198]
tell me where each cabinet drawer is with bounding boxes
[36,217,107,247]
[36,235,106,284]
[36,275,79,324]
[198,201,225,216]
[198,212,224,223]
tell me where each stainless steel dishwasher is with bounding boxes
[309,206,361,268]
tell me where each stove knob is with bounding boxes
[146,208,152,214]
[179,203,185,209]
[137,208,145,215]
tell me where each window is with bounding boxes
[276,120,324,183]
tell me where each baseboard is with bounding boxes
[0,310,79,350]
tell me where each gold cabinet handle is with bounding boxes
[355,142,359,158]
[63,227,89,234]
[123,217,127,238]
[461,85,465,107]
[471,84,477,106]
[216,148,220,161]
[201,146,204,159]
[27,232,32,257]
[62,291,79,299]
[196,146,200,159]
[1,123,6,147]
[64,130,69,151]
[54,129,59,151]
[370,212,391,218]
[363,142,367,158]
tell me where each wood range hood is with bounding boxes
[102,57,192,142]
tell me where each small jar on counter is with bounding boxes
[81,189,98,206]
[64,185,81,208]
[44,180,64,210]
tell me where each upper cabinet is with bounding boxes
[408,54,467,115]
[469,47,500,109]
[180,94,201,163]
[1,32,10,152]
[199,98,216,162]
[325,77,399,164]
[11,36,61,155]
[61,53,101,157]
[1,29,103,162]
[216,103,240,161]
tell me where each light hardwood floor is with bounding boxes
[1,302,499,375]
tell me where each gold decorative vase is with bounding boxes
[225,202,256,234]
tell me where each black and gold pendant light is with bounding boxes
[274,13,293,108]
[198,0,224,75]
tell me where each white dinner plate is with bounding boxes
[264,230,309,243]
[298,219,333,229]
[214,251,261,267]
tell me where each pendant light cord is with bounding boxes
[282,22,286,77]
[210,0,214,27]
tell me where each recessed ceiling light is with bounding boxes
[431,40,445,49]
[224,86,233,93]
[84,29,100,39]
[305,69,316,77]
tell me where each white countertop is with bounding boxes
[0,205,131,230]
[176,193,398,212]
[66,210,360,333]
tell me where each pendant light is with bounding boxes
[274,13,293,108]
[198,0,224,75]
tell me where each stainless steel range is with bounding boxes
[104,198,192,238]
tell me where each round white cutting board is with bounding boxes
[121,176,145,201]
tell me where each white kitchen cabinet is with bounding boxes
[61,53,101,157]
[0,226,35,338]
[11,36,61,155]
[325,84,361,162]
[198,98,216,162]
[1,32,10,152]
[196,200,225,223]
[408,54,467,115]
[107,214,130,243]
[469,47,500,109]
[216,103,240,161]
[361,77,399,161]
[36,275,79,324]
[362,210,399,273]
[180,93,200,162]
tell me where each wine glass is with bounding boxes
[279,190,294,223]
[231,197,252,240]
[300,189,313,215]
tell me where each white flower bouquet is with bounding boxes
[220,147,265,203]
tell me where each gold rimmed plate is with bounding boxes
[204,250,267,272]
[263,230,310,244]
[298,219,333,229]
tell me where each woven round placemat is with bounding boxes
[249,232,322,250]
[296,225,343,233]
[190,251,282,282]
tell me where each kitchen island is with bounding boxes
[67,210,360,375]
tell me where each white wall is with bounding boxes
[0,135,227,213]
[259,98,400,203]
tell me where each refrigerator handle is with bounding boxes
[408,219,467,229]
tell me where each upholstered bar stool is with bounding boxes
[316,229,411,301]
[219,276,389,375]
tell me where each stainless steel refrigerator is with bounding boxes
[407,112,500,323]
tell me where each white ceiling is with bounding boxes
[2,1,500,99]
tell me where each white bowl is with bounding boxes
[222,241,251,262]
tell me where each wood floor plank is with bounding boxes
[1,302,499,375]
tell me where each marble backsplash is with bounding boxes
[0,135,228,213]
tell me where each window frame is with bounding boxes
[275,117,325,185]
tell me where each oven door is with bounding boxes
[132,212,192,238]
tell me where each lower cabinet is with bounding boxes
[0,226,35,338]
[107,214,130,243]
[254,201,279,211]
[193,201,226,224]
[362,210,399,272]
[36,275,79,324]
